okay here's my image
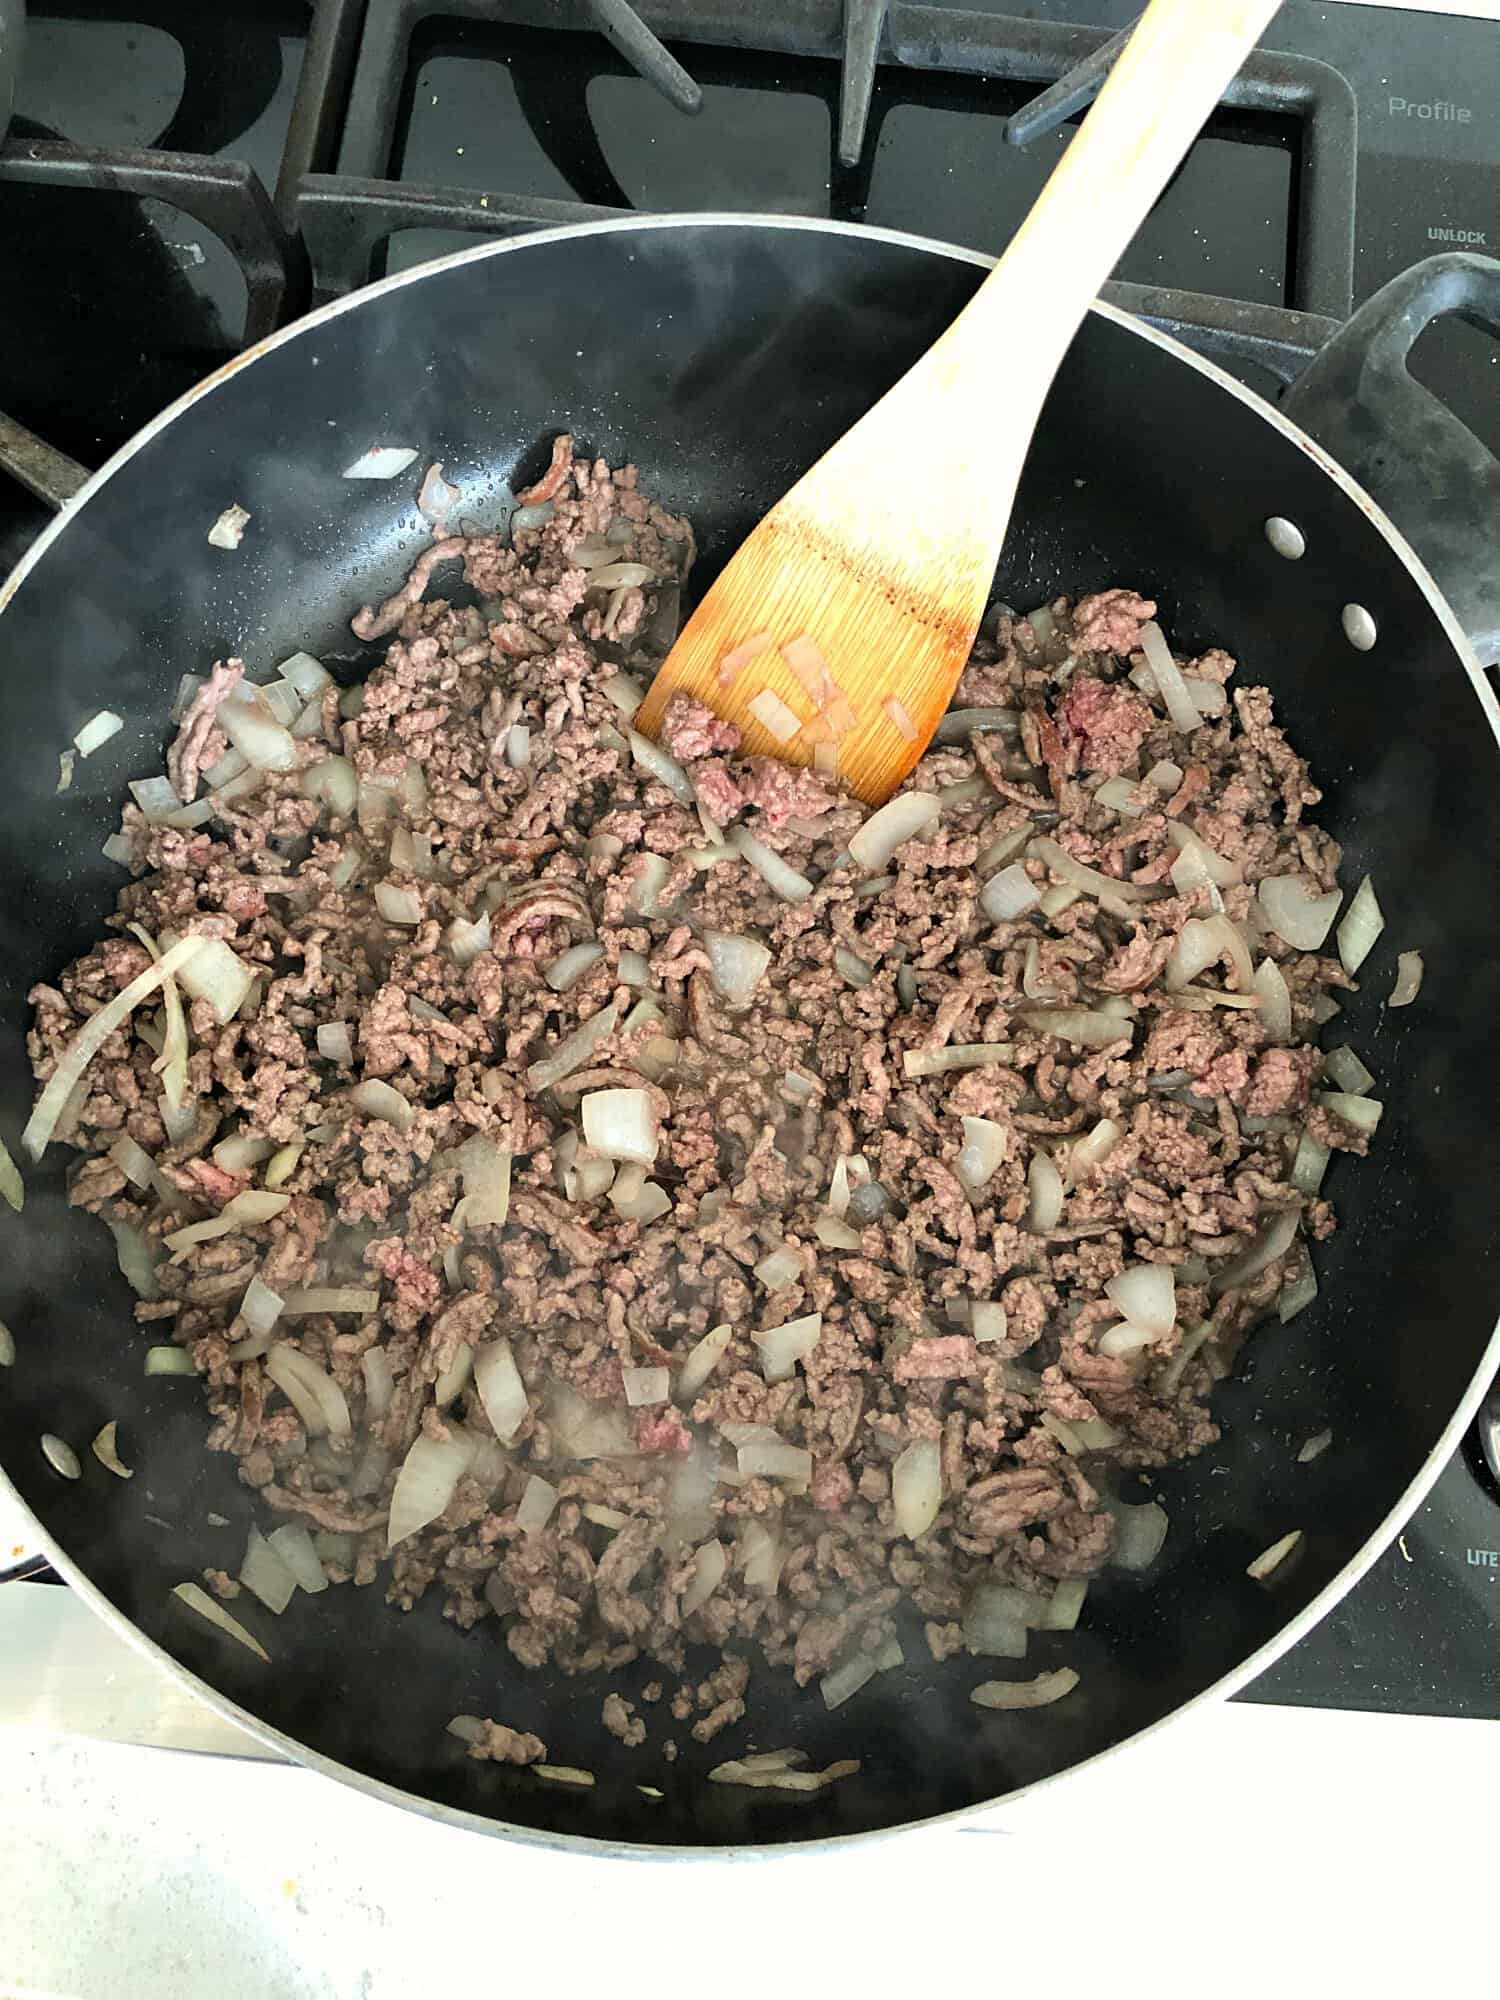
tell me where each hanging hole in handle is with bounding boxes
[1342,604,1378,652]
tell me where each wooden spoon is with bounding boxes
[636,0,1284,803]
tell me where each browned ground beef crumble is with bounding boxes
[29,436,1358,1735]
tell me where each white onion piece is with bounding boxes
[108,1133,155,1191]
[516,1473,559,1534]
[373,881,421,927]
[704,929,771,1004]
[278,652,332,703]
[1165,823,1241,893]
[1099,1322,1158,1359]
[1111,1499,1169,1570]
[300,755,358,819]
[626,727,694,803]
[972,1668,1079,1710]
[91,1420,132,1480]
[207,503,250,550]
[815,1214,862,1250]
[728,826,814,902]
[73,710,123,756]
[821,1652,878,1711]
[239,1274,284,1339]
[360,1346,394,1418]
[313,1021,354,1067]
[848,792,940,872]
[981,863,1041,922]
[1071,1117,1123,1176]
[1317,1089,1383,1133]
[1094,775,1147,817]
[267,1523,327,1594]
[892,1436,942,1540]
[717,631,774,683]
[976,824,1031,877]
[170,936,253,1026]
[434,1342,473,1409]
[753,1312,821,1383]
[1019,1008,1131,1049]
[526,1002,618,1093]
[902,1043,1012,1078]
[1252,957,1292,1043]
[1026,1150,1064,1231]
[682,1539,728,1616]
[1277,1262,1319,1323]
[1298,1429,1333,1465]
[1146,758,1184,794]
[1324,1044,1374,1095]
[1210,1208,1300,1294]
[146,1344,194,1375]
[474,1337,528,1444]
[505,723,531,769]
[617,949,650,987]
[962,1586,1028,1658]
[1105,1262,1176,1337]
[956,1115,1007,1194]
[747,687,802,743]
[128,775,183,821]
[266,1343,351,1440]
[581,1086,659,1164]
[545,941,604,993]
[610,1172,670,1223]
[1336,873,1383,975]
[216,694,297,774]
[1137,621,1201,734]
[1043,1579,1088,1632]
[446,913,492,967]
[1258,874,1341,951]
[257,679,301,728]
[1247,1528,1303,1581]
[210,1134,274,1174]
[753,1245,804,1292]
[1184,675,1226,717]
[22,934,204,1159]
[110,1220,161,1300]
[737,1438,813,1482]
[280,1286,378,1316]
[1291,1130,1331,1195]
[343,445,418,479]
[623,1365,669,1407]
[455,1135,511,1228]
[582,1503,629,1530]
[972,1301,1008,1344]
[349,1078,414,1133]
[241,1526,298,1613]
[102,831,135,867]
[173,1580,269,1660]
[677,1324,732,1402]
[387,1431,474,1549]
[1028,836,1157,918]
[1388,950,1423,1008]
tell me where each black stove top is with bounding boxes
[1,0,1497,1720]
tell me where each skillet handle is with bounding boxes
[1281,252,1500,666]
[0,409,88,511]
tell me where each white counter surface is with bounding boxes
[1,1579,1493,1999]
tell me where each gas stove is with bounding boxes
[1,0,1497,1726]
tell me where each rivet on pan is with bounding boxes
[41,1433,81,1480]
[1342,604,1378,651]
[1264,517,1306,560]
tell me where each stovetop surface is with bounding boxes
[0,0,1497,1721]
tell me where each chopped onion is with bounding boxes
[752,1245,803,1293]
[343,445,418,479]
[210,1134,274,1174]
[977,825,1032,877]
[1028,836,1157,919]
[316,1021,354,1066]
[682,1538,727,1615]
[1105,1262,1176,1337]
[582,1086,659,1164]
[821,1652,878,1711]
[1277,1260,1319,1323]
[299,754,358,819]
[1099,1322,1158,1359]
[266,1342,351,1439]
[173,1580,269,1660]
[1252,958,1292,1043]
[1337,874,1384,975]
[526,1002,618,1093]
[1324,1044,1374,1095]
[617,949,650,987]
[268,1523,327,1594]
[1291,1131,1331,1196]
[1110,1498,1169,1570]
[704,930,771,1004]
[1137,621,1201,734]
[883,695,919,743]
[1247,1528,1302,1582]
[434,1342,473,1409]
[373,881,422,927]
[240,1525,298,1613]
[972,1301,1008,1344]
[983,859,1044,930]
[1146,758,1184,793]
[849,792,940,872]
[728,826,813,902]
[1318,1089,1383,1134]
[534,1765,595,1788]
[102,831,135,867]
[708,1757,859,1792]
[625,727,694,804]
[902,1043,1012,1078]
[217,694,297,774]
[718,631,775,685]
[972,1668,1079,1710]
[387,1431,474,1549]
[0,1135,23,1214]
[543,940,604,994]
[583,1503,629,1530]
[145,1345,195,1375]
[936,707,1020,749]
[1165,824,1241,895]
[1026,1150,1064,1231]
[22,935,204,1159]
[623,1365,669,1407]
[737,1438,812,1483]
[474,1337,528,1444]
[677,1324,732,1402]
[1258,874,1341,951]
[239,1274,284,1340]
[1071,1117,1123,1176]
[445,913,492,967]
[753,1311,821,1383]
[277,652,332,704]
[814,1214,862,1250]
[169,936,253,1026]
[516,1473,559,1534]
[73,710,123,757]
[962,1585,1028,1659]
[609,1169,669,1223]
[91,1420,132,1480]
[280,1287,378,1316]
[1019,1007,1132,1049]
[128,775,183,822]
[207,503,251,550]
[350,1079,414,1133]
[892,1436,942,1539]
[1209,1208,1300,1294]
[956,1115,1007,1194]
[747,687,802,743]
[1388,950,1423,1008]
[1094,775,1147,817]
[360,1346,394,1418]
[455,1134,512,1229]
[1298,1429,1333,1465]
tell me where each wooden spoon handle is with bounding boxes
[941,0,1284,408]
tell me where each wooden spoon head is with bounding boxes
[634,485,999,805]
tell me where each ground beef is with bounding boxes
[32,435,1359,1753]
[462,1719,548,1765]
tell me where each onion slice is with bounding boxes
[981,863,1040,922]
[892,1436,942,1539]
[1028,836,1158,919]
[0,1133,23,1213]
[265,1342,352,1439]
[1105,1263,1176,1336]
[172,1580,269,1660]
[1247,1528,1303,1581]
[1137,621,1201,734]
[474,1337,528,1444]
[728,826,813,902]
[207,504,250,550]
[1388,950,1423,1008]
[387,1431,474,1549]
[677,1324,732,1402]
[848,792,940,872]
[971,1668,1079,1710]
[91,1420,132,1480]
[682,1539,727,1615]
[1336,874,1384,975]
[73,710,123,756]
[581,1086,659,1165]
[1026,1150,1064,1231]
[343,445,418,479]
[1258,874,1341,951]
[752,1312,821,1383]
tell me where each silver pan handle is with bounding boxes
[0,409,87,511]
